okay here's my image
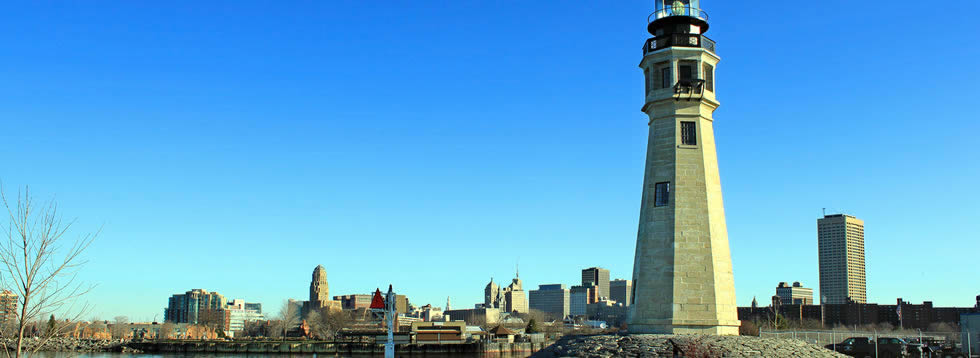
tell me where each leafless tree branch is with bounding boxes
[0,184,97,358]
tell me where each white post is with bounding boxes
[874,329,878,358]
[385,285,395,358]
[918,329,923,357]
[967,328,971,357]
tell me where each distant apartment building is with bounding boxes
[164,289,227,324]
[570,284,599,316]
[0,290,17,323]
[776,282,814,305]
[222,299,265,336]
[334,294,373,310]
[609,279,632,306]
[738,299,976,330]
[333,293,408,314]
[529,284,569,319]
[444,307,499,326]
[395,295,410,314]
[244,302,262,313]
[818,214,867,304]
[410,304,443,322]
[581,267,610,299]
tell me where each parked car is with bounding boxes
[825,336,909,358]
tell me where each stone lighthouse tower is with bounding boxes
[627,0,740,335]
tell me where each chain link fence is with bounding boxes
[759,329,965,348]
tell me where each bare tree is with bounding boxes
[305,308,352,339]
[0,185,97,357]
[266,320,283,339]
[243,320,270,338]
[110,316,129,339]
[274,300,300,341]
[197,309,226,338]
[158,322,175,340]
[86,318,107,339]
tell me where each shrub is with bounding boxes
[739,320,760,336]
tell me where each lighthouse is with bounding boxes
[627,0,740,335]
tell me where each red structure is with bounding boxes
[369,289,385,310]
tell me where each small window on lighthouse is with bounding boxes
[645,67,652,93]
[654,182,670,207]
[681,122,697,145]
[703,63,714,92]
[679,62,695,83]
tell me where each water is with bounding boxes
[29,353,526,358]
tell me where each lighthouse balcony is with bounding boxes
[643,35,716,56]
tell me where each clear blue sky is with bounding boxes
[0,1,977,321]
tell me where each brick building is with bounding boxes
[738,298,975,329]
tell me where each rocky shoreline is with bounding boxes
[531,334,849,357]
[1,337,142,353]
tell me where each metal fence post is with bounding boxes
[874,329,878,358]
[967,328,972,356]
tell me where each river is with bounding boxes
[31,353,527,357]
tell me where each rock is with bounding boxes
[532,334,849,358]
[0,337,139,353]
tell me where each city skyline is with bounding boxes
[0,0,977,321]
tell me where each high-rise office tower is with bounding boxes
[818,214,866,304]
[570,283,599,316]
[628,0,739,335]
[610,279,633,306]
[529,284,570,319]
[582,267,610,299]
